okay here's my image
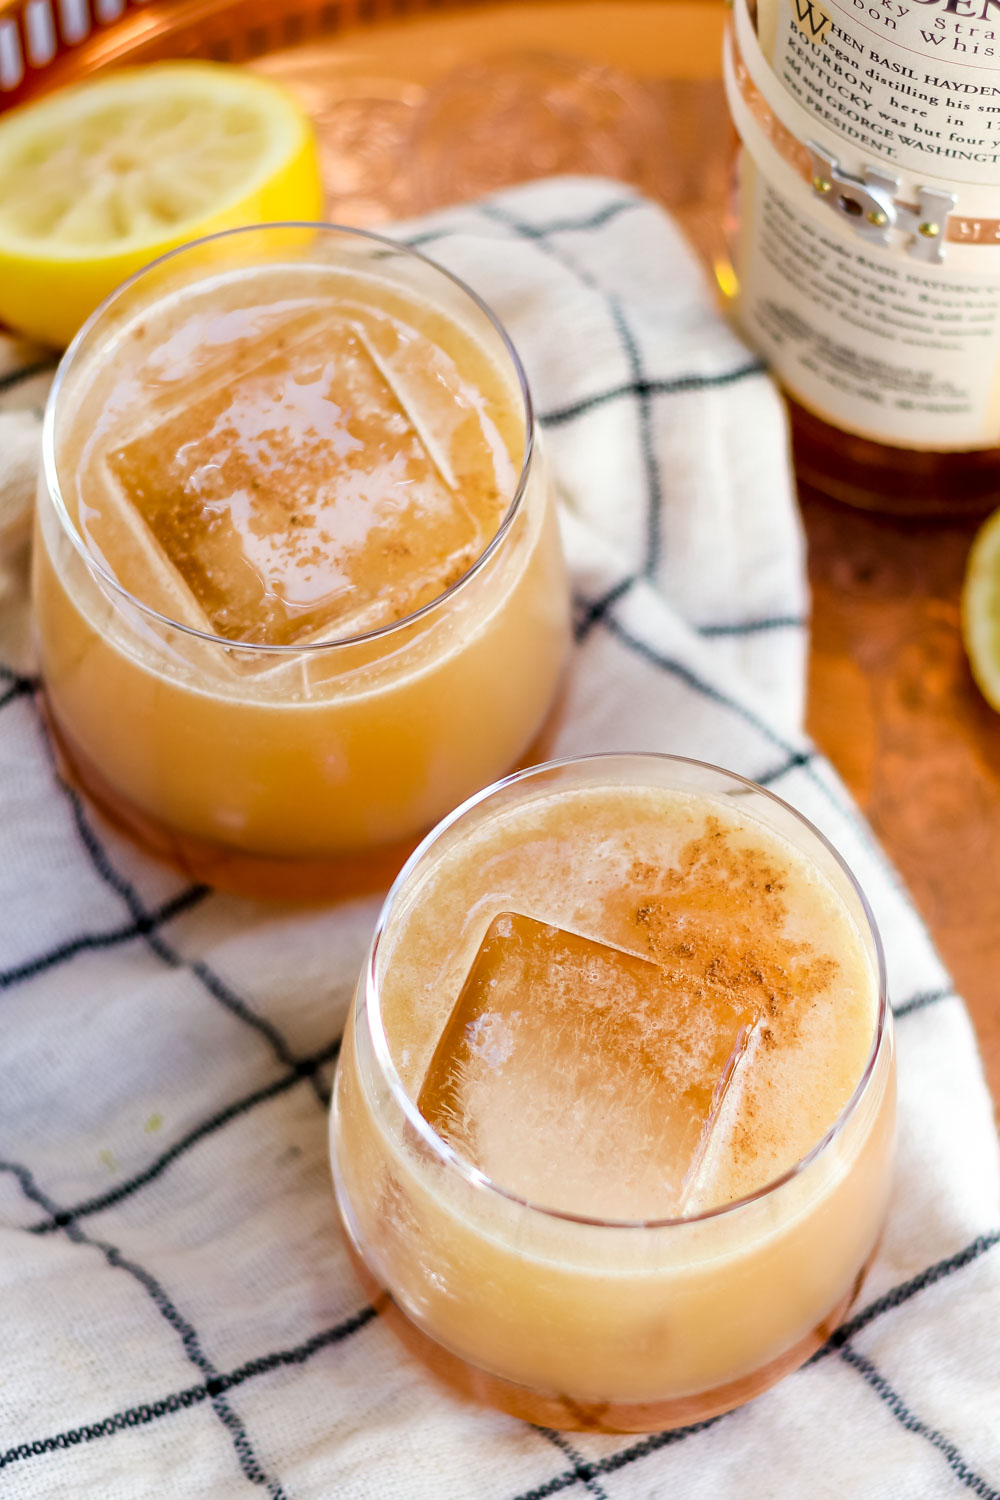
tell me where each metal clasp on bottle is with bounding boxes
[807,142,957,265]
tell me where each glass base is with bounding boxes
[344,1238,872,1434]
[41,680,569,902]
[43,703,414,902]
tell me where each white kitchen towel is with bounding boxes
[0,176,997,1500]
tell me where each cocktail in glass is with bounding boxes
[34,224,569,897]
[331,753,895,1431]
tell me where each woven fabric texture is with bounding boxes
[0,177,997,1499]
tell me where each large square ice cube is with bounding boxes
[105,317,492,647]
[417,912,759,1220]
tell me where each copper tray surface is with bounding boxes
[2,0,997,1112]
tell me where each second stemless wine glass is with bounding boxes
[34,224,569,897]
[331,753,896,1432]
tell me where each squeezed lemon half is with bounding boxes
[962,506,1000,712]
[0,62,322,348]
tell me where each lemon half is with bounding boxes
[962,506,1000,712]
[0,62,322,348]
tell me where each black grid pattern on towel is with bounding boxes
[1,190,994,1497]
[0,361,56,395]
[0,608,986,1491]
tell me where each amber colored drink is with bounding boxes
[331,755,895,1431]
[34,225,569,895]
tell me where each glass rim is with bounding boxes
[361,751,891,1232]
[41,219,536,657]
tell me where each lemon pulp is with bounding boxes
[0,62,322,347]
[962,506,1000,712]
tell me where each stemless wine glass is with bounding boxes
[331,753,896,1433]
[34,223,570,898]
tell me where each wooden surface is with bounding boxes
[254,0,1000,1115]
[805,494,1000,1113]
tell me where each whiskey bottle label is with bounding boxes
[756,0,1000,185]
[726,25,1000,448]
